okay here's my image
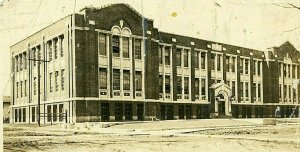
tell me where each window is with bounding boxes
[48,41,52,61]
[201,78,206,96]
[135,39,142,59]
[245,82,249,97]
[113,69,120,90]
[184,50,189,67]
[135,71,142,91]
[195,78,199,95]
[177,76,182,94]
[158,46,162,64]
[59,104,63,122]
[122,37,129,58]
[292,65,296,78]
[165,75,171,93]
[232,81,235,97]
[32,48,36,67]
[211,54,215,70]
[217,54,221,71]
[19,55,23,71]
[60,35,64,57]
[289,85,291,98]
[165,47,170,65]
[278,63,281,77]
[257,61,261,75]
[284,85,287,98]
[49,72,53,93]
[20,81,23,97]
[201,52,206,69]
[258,84,261,98]
[293,88,296,100]
[194,51,199,69]
[240,58,244,73]
[53,105,57,122]
[123,70,130,90]
[24,52,27,70]
[37,45,41,61]
[287,65,290,78]
[245,59,249,74]
[98,34,106,56]
[99,68,107,89]
[54,38,58,59]
[232,57,236,72]
[55,71,59,91]
[34,77,37,95]
[31,107,36,122]
[22,108,26,122]
[15,56,19,72]
[112,36,120,57]
[226,56,230,72]
[16,82,19,98]
[61,69,65,91]
[240,82,244,99]
[25,80,27,97]
[279,84,282,98]
[184,77,189,94]
[47,105,52,122]
[176,49,181,66]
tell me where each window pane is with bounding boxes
[176,49,181,66]
[201,52,206,69]
[98,34,106,56]
[55,71,59,91]
[113,69,120,90]
[194,51,199,69]
[112,36,120,57]
[54,38,58,59]
[201,78,206,96]
[195,78,199,95]
[184,77,189,94]
[135,71,142,91]
[184,50,188,67]
[60,35,64,57]
[135,39,141,59]
[165,47,170,65]
[61,69,65,90]
[211,54,215,70]
[99,68,107,89]
[123,70,130,90]
[159,46,162,64]
[177,76,182,94]
[159,75,163,93]
[165,75,171,93]
[122,37,129,58]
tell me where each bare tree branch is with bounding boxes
[273,3,300,10]
[283,26,300,33]
[288,3,300,10]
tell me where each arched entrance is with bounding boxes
[210,81,232,117]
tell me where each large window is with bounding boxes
[159,46,162,64]
[232,81,235,97]
[34,77,37,95]
[55,71,59,91]
[292,65,296,78]
[98,34,106,56]
[211,54,215,70]
[184,50,189,67]
[15,56,19,72]
[194,51,199,69]
[245,82,249,98]
[226,56,230,72]
[123,70,130,90]
[122,37,129,58]
[31,107,36,122]
[32,48,36,67]
[245,59,249,74]
[48,41,52,61]
[112,36,120,57]
[113,69,120,90]
[184,77,189,94]
[176,49,181,66]
[23,52,27,70]
[60,35,64,57]
[61,69,65,91]
[54,38,58,59]
[135,71,142,91]
[20,81,23,97]
[232,57,235,72]
[240,82,244,99]
[217,54,221,71]
[135,39,142,59]
[159,75,163,93]
[99,68,107,89]
[201,52,206,69]
[258,84,261,98]
[24,80,27,97]
[165,75,171,93]
[49,72,53,93]
[177,76,182,94]
[240,58,244,73]
[201,78,206,96]
[195,78,199,95]
[257,61,261,75]
[165,47,171,65]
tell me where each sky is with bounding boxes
[0,0,300,96]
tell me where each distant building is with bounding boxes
[3,96,11,123]
[10,4,300,124]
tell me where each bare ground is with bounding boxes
[3,119,300,152]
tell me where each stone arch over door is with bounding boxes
[210,81,232,117]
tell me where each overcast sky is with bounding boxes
[0,0,300,96]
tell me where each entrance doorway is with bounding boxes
[218,101,225,115]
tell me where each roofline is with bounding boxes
[10,14,73,49]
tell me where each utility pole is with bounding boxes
[28,58,49,127]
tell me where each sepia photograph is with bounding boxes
[0,0,300,151]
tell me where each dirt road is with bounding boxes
[3,119,300,152]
